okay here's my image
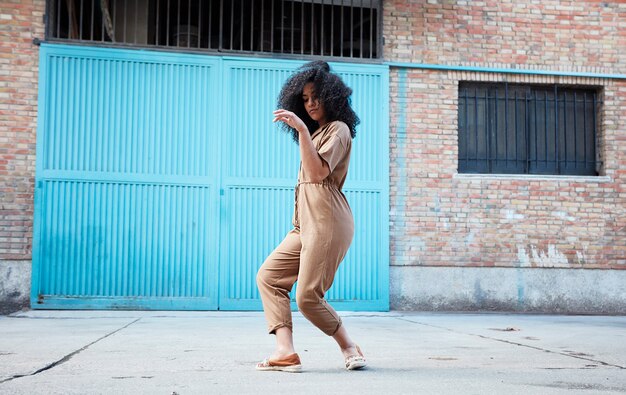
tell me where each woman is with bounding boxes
[255,61,366,373]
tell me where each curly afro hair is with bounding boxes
[277,60,360,142]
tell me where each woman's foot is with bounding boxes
[257,327,301,372]
[256,353,302,373]
[342,344,366,370]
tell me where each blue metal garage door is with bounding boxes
[219,58,389,311]
[31,44,389,311]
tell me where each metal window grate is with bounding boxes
[458,82,600,176]
[45,0,381,60]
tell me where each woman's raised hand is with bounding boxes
[273,109,307,134]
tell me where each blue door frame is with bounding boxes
[31,44,389,311]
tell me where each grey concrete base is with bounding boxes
[0,261,31,315]
[391,266,626,314]
[5,261,626,315]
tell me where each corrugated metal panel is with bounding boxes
[340,71,384,183]
[327,190,381,302]
[32,45,221,309]
[219,59,389,311]
[33,45,389,311]
[222,187,295,303]
[42,54,214,176]
[226,65,300,181]
[38,181,213,297]
[218,60,300,310]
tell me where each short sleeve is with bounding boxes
[317,123,349,173]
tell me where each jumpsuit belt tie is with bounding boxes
[294,180,338,228]
[296,180,336,188]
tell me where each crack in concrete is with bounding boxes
[0,318,141,384]
[395,317,625,370]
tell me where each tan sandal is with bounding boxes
[345,345,367,370]
[256,353,302,373]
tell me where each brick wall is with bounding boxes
[383,0,625,73]
[385,0,626,269]
[0,0,45,260]
[1,0,624,272]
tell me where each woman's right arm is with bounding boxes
[272,109,330,183]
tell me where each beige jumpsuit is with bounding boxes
[256,120,354,336]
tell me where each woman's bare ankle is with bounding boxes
[272,327,296,358]
[271,347,296,359]
[340,343,356,351]
[340,344,359,359]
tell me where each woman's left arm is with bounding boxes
[273,109,330,183]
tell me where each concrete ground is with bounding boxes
[0,310,624,395]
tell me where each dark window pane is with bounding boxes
[46,0,381,60]
[458,82,599,176]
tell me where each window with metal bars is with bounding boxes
[45,0,381,59]
[458,82,600,176]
